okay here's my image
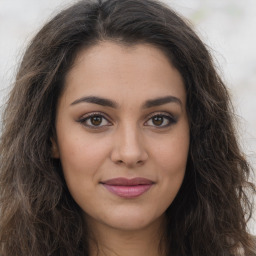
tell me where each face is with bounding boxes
[53,41,189,232]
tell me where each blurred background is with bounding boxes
[0,0,255,234]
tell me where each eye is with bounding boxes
[78,113,111,129]
[145,113,176,128]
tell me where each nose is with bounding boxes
[110,124,148,168]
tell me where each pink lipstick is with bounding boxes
[101,177,154,198]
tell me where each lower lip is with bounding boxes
[102,184,153,198]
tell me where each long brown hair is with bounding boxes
[0,0,255,255]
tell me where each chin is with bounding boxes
[99,209,165,232]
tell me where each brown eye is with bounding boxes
[152,116,164,126]
[79,113,111,129]
[90,116,103,126]
[145,113,176,128]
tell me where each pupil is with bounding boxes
[91,116,102,126]
[153,116,163,126]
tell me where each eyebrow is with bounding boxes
[70,95,182,108]
[71,96,118,108]
[142,96,182,108]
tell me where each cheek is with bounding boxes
[153,132,189,172]
[56,134,112,209]
[151,128,189,196]
[57,123,108,163]
[56,130,111,185]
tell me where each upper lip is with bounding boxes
[101,177,154,186]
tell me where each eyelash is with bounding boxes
[78,112,177,129]
[145,112,177,128]
[78,112,112,129]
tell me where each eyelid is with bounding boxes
[78,112,113,128]
[144,111,177,127]
[145,111,175,119]
[77,111,177,129]
[79,111,111,120]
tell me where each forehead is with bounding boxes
[62,41,186,106]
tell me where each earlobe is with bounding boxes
[51,138,60,159]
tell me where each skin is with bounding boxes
[52,41,190,256]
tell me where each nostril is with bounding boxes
[116,160,124,164]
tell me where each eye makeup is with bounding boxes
[77,111,178,130]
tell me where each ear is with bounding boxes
[51,137,60,159]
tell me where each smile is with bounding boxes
[101,177,155,198]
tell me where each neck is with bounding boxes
[86,216,167,256]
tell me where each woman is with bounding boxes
[0,0,255,255]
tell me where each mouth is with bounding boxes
[100,177,155,198]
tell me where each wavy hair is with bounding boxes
[0,0,255,255]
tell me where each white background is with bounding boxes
[0,0,255,234]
